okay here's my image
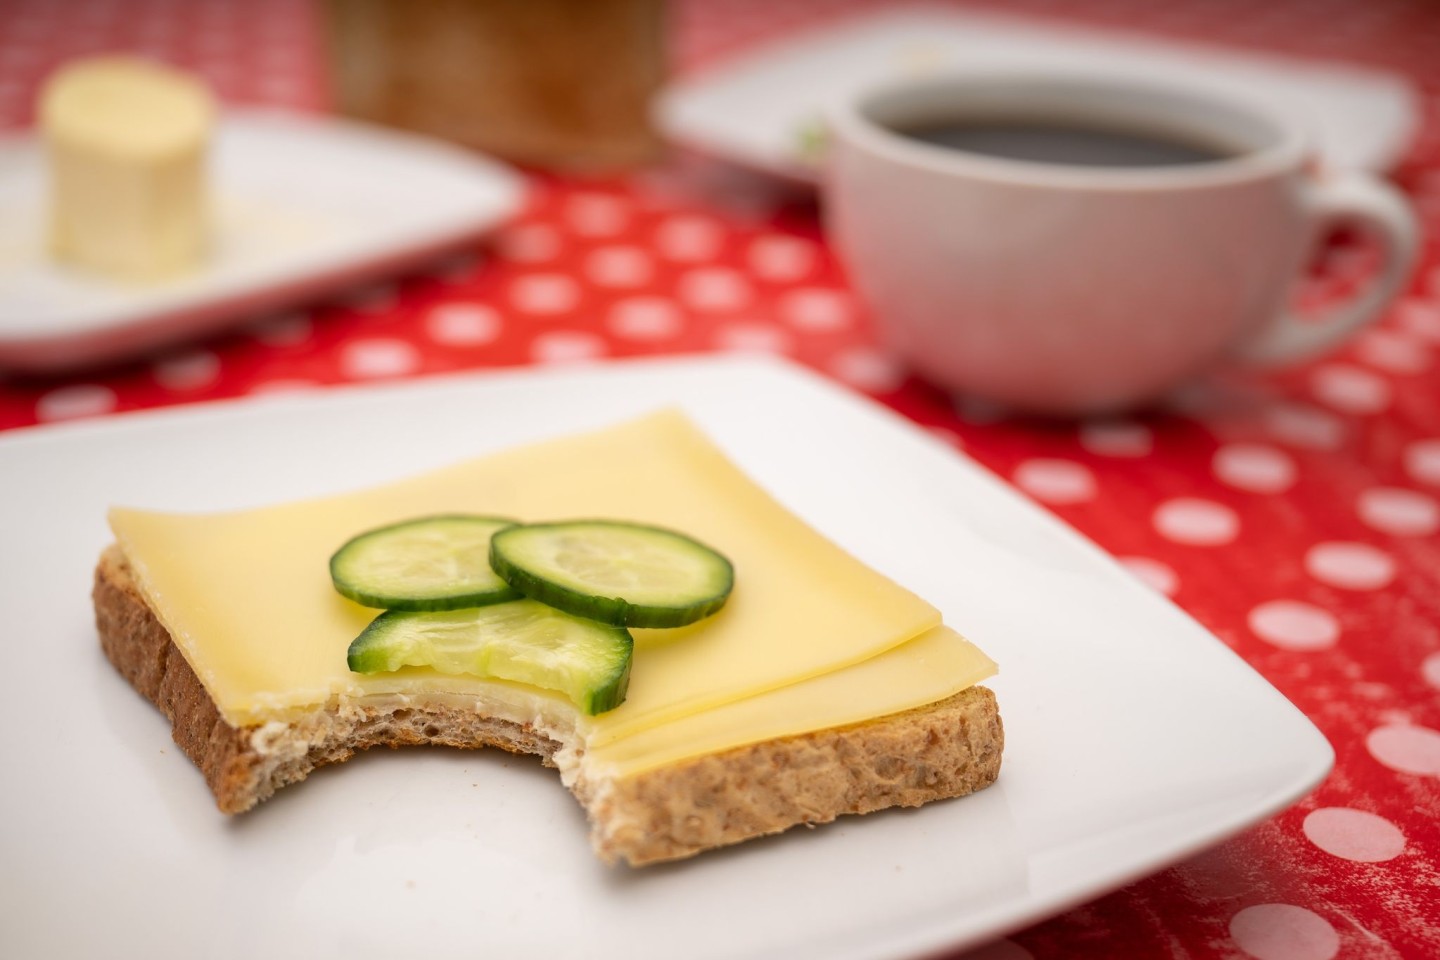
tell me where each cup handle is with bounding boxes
[1237,172,1418,366]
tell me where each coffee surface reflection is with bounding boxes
[894,118,1235,168]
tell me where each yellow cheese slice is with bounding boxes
[588,625,995,778]
[41,56,212,279]
[109,411,943,743]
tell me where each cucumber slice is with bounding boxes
[347,600,632,715]
[490,520,733,628]
[330,515,520,611]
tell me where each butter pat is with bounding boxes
[41,57,213,279]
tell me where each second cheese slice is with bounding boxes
[587,624,995,778]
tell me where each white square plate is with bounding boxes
[0,356,1331,959]
[0,110,524,373]
[660,9,1420,182]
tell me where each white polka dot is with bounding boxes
[1302,807,1405,862]
[748,235,817,281]
[1264,403,1347,451]
[342,284,397,315]
[531,330,606,365]
[584,245,653,288]
[1304,542,1396,590]
[607,297,683,341]
[426,303,502,346]
[1014,459,1097,505]
[655,216,723,262]
[1394,298,1440,343]
[1357,487,1440,536]
[1118,556,1179,595]
[713,323,793,354]
[1229,904,1339,960]
[1355,330,1430,375]
[779,288,854,331]
[35,384,116,422]
[153,350,220,391]
[1153,498,1240,546]
[1311,364,1392,415]
[498,224,561,263]
[250,311,312,346]
[1248,600,1339,651]
[565,193,628,237]
[1079,420,1152,457]
[1213,444,1298,494]
[510,274,580,315]
[1366,724,1440,776]
[341,339,420,379]
[830,348,904,393]
[678,268,751,311]
[1421,652,1440,690]
[1403,439,1440,486]
[957,939,1033,960]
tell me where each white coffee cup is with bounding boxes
[825,71,1418,414]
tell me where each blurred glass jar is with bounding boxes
[325,0,663,170]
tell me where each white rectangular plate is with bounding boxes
[0,356,1331,960]
[660,9,1419,182]
[0,110,523,372]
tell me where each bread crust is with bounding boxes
[93,544,1002,865]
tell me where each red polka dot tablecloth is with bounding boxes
[2,1,1439,958]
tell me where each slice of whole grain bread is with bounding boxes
[94,544,1002,866]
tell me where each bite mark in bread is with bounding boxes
[94,544,1002,866]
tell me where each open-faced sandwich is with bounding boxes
[93,410,1002,866]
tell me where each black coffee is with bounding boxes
[896,118,1234,168]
